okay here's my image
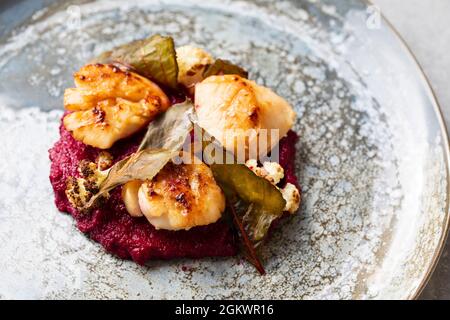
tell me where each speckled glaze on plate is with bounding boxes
[0,0,448,300]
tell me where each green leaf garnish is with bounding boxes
[210,163,286,242]
[189,116,284,273]
[228,201,266,275]
[203,59,248,78]
[84,149,178,209]
[138,99,193,152]
[93,34,179,90]
[189,113,285,242]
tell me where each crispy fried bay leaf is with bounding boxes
[228,202,265,275]
[84,149,177,209]
[211,163,286,242]
[189,113,285,242]
[190,119,284,273]
[84,101,194,209]
[138,99,193,151]
[93,34,179,90]
[203,59,248,78]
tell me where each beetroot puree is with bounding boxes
[49,118,299,264]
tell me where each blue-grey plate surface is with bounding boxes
[0,0,448,299]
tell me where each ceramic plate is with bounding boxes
[0,0,448,299]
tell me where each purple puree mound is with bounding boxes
[49,117,299,264]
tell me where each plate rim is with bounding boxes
[363,0,450,300]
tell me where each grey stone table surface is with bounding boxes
[372,0,450,300]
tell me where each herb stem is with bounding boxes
[228,201,266,275]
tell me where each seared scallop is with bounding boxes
[64,63,170,111]
[195,75,296,159]
[63,64,170,149]
[136,158,225,231]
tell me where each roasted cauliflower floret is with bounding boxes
[195,75,296,159]
[63,64,171,149]
[245,159,284,185]
[65,152,113,210]
[280,183,301,213]
[121,155,225,230]
[245,159,300,214]
[176,45,214,90]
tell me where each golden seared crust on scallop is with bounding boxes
[64,64,170,110]
[137,158,225,231]
[64,95,163,149]
[194,75,296,159]
[63,64,171,149]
